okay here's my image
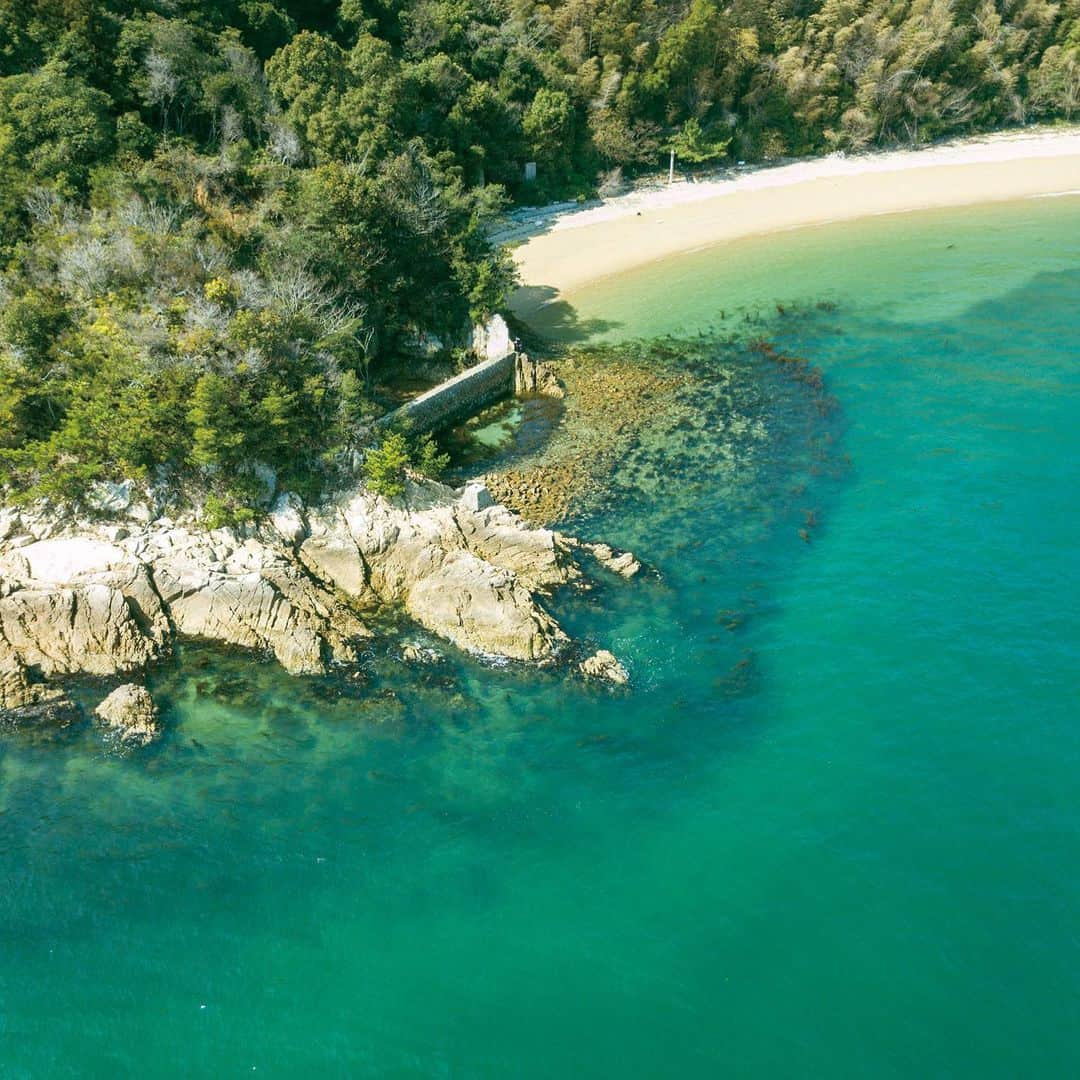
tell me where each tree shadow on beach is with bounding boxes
[509,285,620,343]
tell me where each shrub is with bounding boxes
[412,435,450,480]
[363,429,451,498]
[363,430,410,497]
[202,493,256,530]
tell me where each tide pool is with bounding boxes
[2,196,1078,1077]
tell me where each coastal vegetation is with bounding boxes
[364,428,450,497]
[0,0,1078,518]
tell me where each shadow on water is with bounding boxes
[509,284,621,342]
[441,394,565,480]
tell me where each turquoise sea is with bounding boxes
[3,195,1079,1076]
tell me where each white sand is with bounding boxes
[508,127,1080,318]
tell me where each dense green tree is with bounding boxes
[523,87,575,173]
[189,372,249,472]
[1032,44,1080,118]
[0,63,114,243]
[670,116,730,163]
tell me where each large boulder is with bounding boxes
[299,531,371,601]
[514,353,563,397]
[327,481,575,659]
[459,482,494,513]
[451,500,576,592]
[0,583,163,676]
[0,539,169,676]
[406,552,568,661]
[95,684,161,746]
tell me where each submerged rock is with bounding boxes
[401,642,443,665]
[580,541,642,579]
[95,684,161,746]
[484,350,690,524]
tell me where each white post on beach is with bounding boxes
[669,149,676,184]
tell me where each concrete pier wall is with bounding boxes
[377,350,517,435]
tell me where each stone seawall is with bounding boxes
[378,350,517,435]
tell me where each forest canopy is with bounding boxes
[1,0,1077,517]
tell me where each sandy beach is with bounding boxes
[508,127,1080,319]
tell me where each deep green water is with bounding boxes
[3,197,1079,1077]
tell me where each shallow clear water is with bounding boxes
[440,395,563,475]
[3,197,1079,1077]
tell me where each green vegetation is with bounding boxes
[364,432,411,499]
[364,428,450,498]
[0,0,1077,515]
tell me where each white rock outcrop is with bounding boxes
[579,649,630,685]
[471,313,511,362]
[268,491,307,546]
[0,477,637,697]
[95,684,161,746]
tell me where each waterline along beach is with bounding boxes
[511,128,1080,316]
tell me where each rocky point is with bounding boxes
[0,476,639,730]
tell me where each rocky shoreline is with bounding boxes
[0,477,639,742]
